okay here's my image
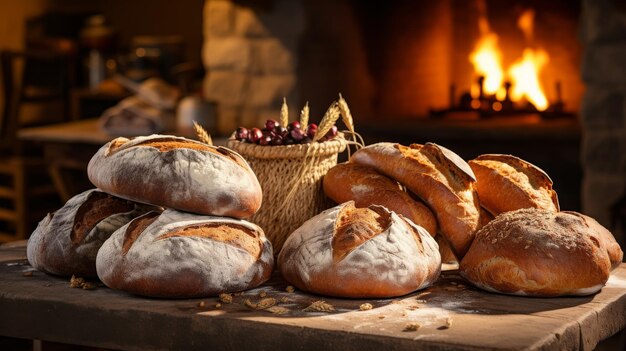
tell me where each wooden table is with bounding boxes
[18,119,226,201]
[1,242,625,351]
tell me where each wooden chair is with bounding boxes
[0,49,71,242]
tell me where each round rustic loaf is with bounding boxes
[88,134,262,218]
[460,208,614,297]
[351,142,482,258]
[27,189,156,278]
[278,201,441,298]
[96,209,274,298]
[564,212,623,270]
[468,154,559,216]
[323,162,437,236]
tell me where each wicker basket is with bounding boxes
[228,135,347,255]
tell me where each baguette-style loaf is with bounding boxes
[88,134,262,218]
[468,154,559,215]
[96,209,274,298]
[278,201,441,298]
[27,189,156,277]
[350,142,482,258]
[323,162,437,236]
[460,208,614,297]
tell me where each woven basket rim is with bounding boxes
[227,134,347,159]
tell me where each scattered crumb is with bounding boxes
[244,298,277,310]
[285,286,295,293]
[198,301,206,308]
[303,301,335,312]
[219,293,233,304]
[524,245,530,249]
[359,303,373,311]
[259,291,267,298]
[491,239,497,244]
[280,297,290,303]
[22,271,33,277]
[401,311,408,317]
[407,305,419,311]
[81,282,97,290]
[215,303,222,308]
[403,323,421,332]
[266,306,289,314]
[378,316,385,319]
[69,275,85,288]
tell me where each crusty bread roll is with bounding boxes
[96,209,274,298]
[468,154,559,216]
[350,142,482,258]
[564,212,623,270]
[27,189,156,278]
[278,201,441,298]
[323,162,437,236]
[88,135,262,218]
[460,208,614,297]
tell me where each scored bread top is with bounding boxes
[278,201,441,298]
[27,189,155,278]
[469,154,559,215]
[96,209,274,297]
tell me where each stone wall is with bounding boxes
[203,0,303,135]
[580,0,626,247]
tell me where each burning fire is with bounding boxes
[468,8,550,111]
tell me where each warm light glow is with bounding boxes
[468,8,550,111]
[508,48,549,111]
[492,101,502,111]
[471,99,481,109]
[470,83,480,99]
[469,18,504,95]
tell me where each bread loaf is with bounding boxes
[278,201,441,298]
[460,208,614,297]
[468,154,559,215]
[96,209,274,298]
[27,189,156,277]
[88,135,262,218]
[564,212,623,270]
[350,142,482,258]
[323,162,437,236]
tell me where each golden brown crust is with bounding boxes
[469,154,559,216]
[122,212,160,254]
[323,163,437,236]
[350,142,482,258]
[460,209,612,297]
[332,203,391,262]
[563,212,623,270]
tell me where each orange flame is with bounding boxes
[507,9,549,111]
[469,17,504,95]
[468,8,550,111]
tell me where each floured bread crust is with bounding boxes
[96,209,274,298]
[460,208,613,297]
[563,212,623,270]
[469,154,559,216]
[350,142,482,259]
[278,202,441,298]
[87,134,262,218]
[323,162,437,236]
[27,189,155,277]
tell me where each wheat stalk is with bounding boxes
[300,101,309,128]
[193,121,213,146]
[312,102,340,142]
[280,97,289,127]
[338,93,355,134]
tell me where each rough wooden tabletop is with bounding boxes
[1,241,625,351]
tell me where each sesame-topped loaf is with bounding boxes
[350,142,483,259]
[468,154,559,216]
[27,189,157,278]
[278,201,441,298]
[96,209,274,298]
[460,208,619,297]
[87,134,262,218]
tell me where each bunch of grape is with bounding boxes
[234,119,338,146]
